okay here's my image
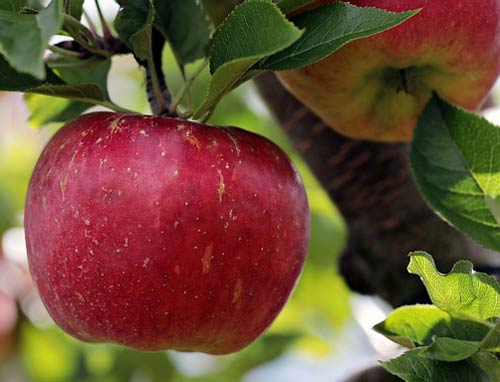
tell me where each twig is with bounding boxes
[145,59,167,115]
[143,28,176,117]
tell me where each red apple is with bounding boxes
[24,113,310,354]
[277,0,500,141]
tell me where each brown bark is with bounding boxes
[254,72,497,307]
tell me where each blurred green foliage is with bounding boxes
[0,44,350,382]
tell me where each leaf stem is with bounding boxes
[93,100,136,114]
[83,9,99,37]
[201,106,216,123]
[46,55,103,69]
[170,59,209,115]
[63,14,98,48]
[180,66,193,111]
[70,97,136,114]
[94,0,113,40]
[47,45,85,58]
[63,14,112,58]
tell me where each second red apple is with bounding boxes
[278,0,500,141]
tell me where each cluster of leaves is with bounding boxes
[386,94,500,380]
[0,0,417,123]
[0,0,116,121]
[375,252,500,381]
[190,0,417,120]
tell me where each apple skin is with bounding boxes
[24,113,310,354]
[277,0,500,142]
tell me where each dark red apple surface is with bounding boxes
[24,113,310,354]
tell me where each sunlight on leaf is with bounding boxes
[408,252,500,321]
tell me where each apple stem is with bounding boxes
[397,68,410,94]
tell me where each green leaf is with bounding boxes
[32,82,105,100]
[193,0,302,119]
[408,252,500,321]
[0,0,41,12]
[382,349,500,382]
[26,95,90,127]
[0,0,27,11]
[52,58,111,98]
[481,320,500,353]
[410,95,500,252]
[381,254,500,381]
[485,196,500,227]
[0,0,62,79]
[0,54,62,89]
[153,0,211,66]
[49,100,90,122]
[374,305,490,348]
[274,0,315,14]
[0,12,42,75]
[0,55,107,105]
[199,0,239,26]
[254,2,419,71]
[63,0,83,20]
[470,351,500,380]
[25,58,111,126]
[114,0,154,60]
[208,0,302,74]
[420,337,483,362]
[420,321,500,362]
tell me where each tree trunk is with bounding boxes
[254,72,498,307]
